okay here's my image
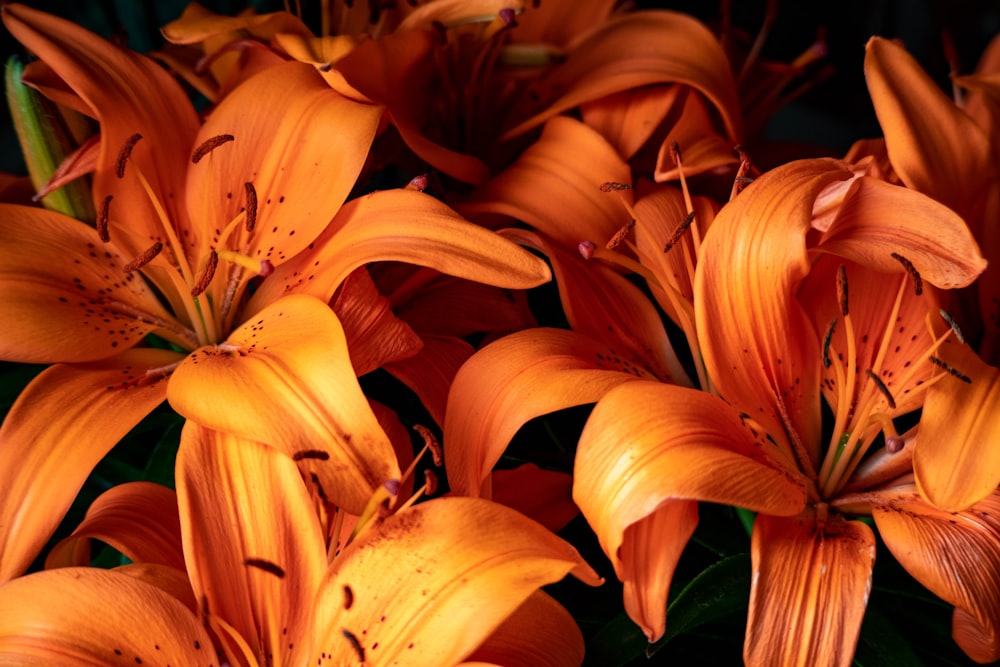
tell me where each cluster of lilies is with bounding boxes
[0,1,998,665]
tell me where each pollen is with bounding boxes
[190,133,235,164]
[190,249,219,297]
[836,264,849,316]
[115,133,143,178]
[122,242,163,273]
[663,211,696,254]
[890,252,923,295]
[97,195,113,243]
[244,182,258,232]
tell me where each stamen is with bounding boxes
[599,182,632,192]
[836,264,849,316]
[244,558,286,578]
[122,241,163,273]
[890,252,923,296]
[293,449,331,461]
[244,182,257,232]
[191,134,235,164]
[940,310,964,343]
[423,469,439,495]
[663,211,697,254]
[928,356,972,383]
[671,142,682,165]
[115,133,143,178]
[578,240,597,260]
[342,585,354,610]
[97,195,112,243]
[341,629,365,662]
[865,368,896,409]
[822,318,837,368]
[413,424,443,466]
[190,249,219,297]
[606,218,635,250]
[731,146,753,198]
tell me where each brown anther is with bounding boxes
[191,134,235,164]
[671,142,683,164]
[940,310,964,343]
[822,318,837,369]
[836,264,849,317]
[413,424,443,466]
[293,449,331,461]
[191,249,218,297]
[115,133,143,178]
[341,629,365,662]
[423,469,439,496]
[865,368,896,409]
[319,61,335,72]
[244,182,258,232]
[890,252,923,296]
[342,585,354,610]
[928,356,972,383]
[606,219,635,250]
[599,182,632,192]
[663,211,696,254]
[97,195,113,243]
[244,558,286,578]
[123,241,163,273]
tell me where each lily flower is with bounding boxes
[0,3,551,582]
[569,158,997,665]
[0,422,601,666]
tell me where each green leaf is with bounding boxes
[648,553,751,657]
[853,606,925,667]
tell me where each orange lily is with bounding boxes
[0,422,600,666]
[0,4,550,581]
[570,158,997,665]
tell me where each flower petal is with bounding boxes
[383,335,474,428]
[491,463,579,533]
[914,342,1000,511]
[872,487,1000,663]
[176,422,328,667]
[461,117,633,250]
[444,328,648,498]
[865,37,994,223]
[246,188,551,315]
[696,159,851,465]
[308,496,601,666]
[580,85,685,161]
[745,511,875,667]
[45,482,184,572]
[0,204,180,362]
[0,567,213,665]
[168,294,400,514]
[0,349,178,582]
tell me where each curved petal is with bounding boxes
[168,294,400,515]
[696,159,852,465]
[308,497,601,666]
[461,117,633,250]
[503,11,742,143]
[383,335,474,428]
[45,482,184,572]
[745,511,875,667]
[443,328,648,498]
[161,5,311,44]
[0,204,179,363]
[865,37,994,224]
[187,60,382,272]
[176,423,328,667]
[115,562,198,614]
[653,91,740,180]
[3,3,200,259]
[915,343,1000,510]
[580,85,685,161]
[511,0,616,48]
[246,188,551,315]
[817,176,986,289]
[0,567,213,665]
[0,348,178,582]
[491,463,578,533]
[871,487,1000,664]
[463,590,585,667]
[396,0,525,31]
[573,381,807,587]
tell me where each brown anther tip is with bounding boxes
[423,469,439,496]
[578,240,596,260]
[318,61,335,72]
[191,134,235,164]
[599,181,632,192]
[671,142,682,163]
[244,558,286,578]
[115,133,143,178]
[865,368,896,409]
[836,264,849,317]
[605,219,635,250]
[244,182,258,233]
[885,436,905,454]
[259,259,274,277]
[97,195,113,243]
[663,211,696,254]
[342,585,354,610]
[890,252,923,296]
[940,310,964,343]
[191,249,218,297]
[413,424,444,466]
[123,241,163,273]
[384,479,401,496]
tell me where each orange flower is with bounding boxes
[0,4,550,581]
[571,158,997,665]
[0,423,600,666]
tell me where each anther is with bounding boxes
[115,133,143,178]
[865,369,896,409]
[671,142,682,164]
[423,469,439,495]
[244,558,286,578]
[599,182,632,192]
[578,240,596,260]
[342,585,354,610]
[191,134,235,164]
[97,195,113,243]
[822,318,837,368]
[836,264,849,317]
[191,249,218,297]
[123,242,163,273]
[341,629,365,662]
[606,219,635,250]
[940,310,964,343]
[663,211,696,254]
[293,449,331,461]
[413,424,443,466]
[928,356,972,383]
[890,252,923,296]
[244,182,257,232]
